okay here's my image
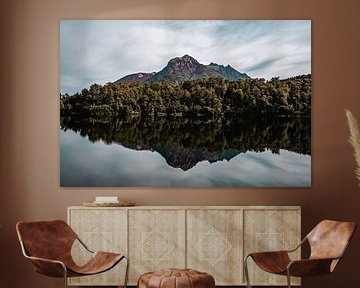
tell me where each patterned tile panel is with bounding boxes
[187,209,242,285]
[138,227,175,264]
[244,209,301,286]
[128,209,185,284]
[68,209,127,286]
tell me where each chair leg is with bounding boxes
[62,265,68,288]
[123,255,130,288]
[286,269,291,288]
[244,255,252,288]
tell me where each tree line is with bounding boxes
[61,114,310,157]
[60,75,311,117]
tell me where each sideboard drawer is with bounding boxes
[128,209,186,284]
[68,208,127,286]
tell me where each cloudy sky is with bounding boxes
[60,20,311,94]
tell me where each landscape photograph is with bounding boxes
[60,20,311,187]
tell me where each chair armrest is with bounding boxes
[245,237,306,259]
[245,251,291,264]
[26,255,65,265]
[248,250,289,256]
[19,240,67,276]
[286,237,307,253]
[287,258,336,277]
[25,255,67,278]
[245,251,291,274]
[76,236,94,253]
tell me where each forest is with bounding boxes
[60,75,311,117]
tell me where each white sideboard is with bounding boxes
[67,206,301,286]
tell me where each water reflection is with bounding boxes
[60,115,310,171]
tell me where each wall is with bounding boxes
[1,0,360,287]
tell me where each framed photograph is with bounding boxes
[60,20,311,187]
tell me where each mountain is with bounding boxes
[115,55,250,84]
[153,145,245,171]
[207,62,250,80]
[114,72,156,83]
[146,54,222,83]
[122,142,244,171]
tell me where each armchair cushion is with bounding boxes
[249,251,291,274]
[66,251,124,276]
[287,258,334,277]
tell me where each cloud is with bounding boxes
[60,20,311,94]
[245,56,284,76]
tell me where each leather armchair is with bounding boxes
[16,219,129,288]
[244,220,356,288]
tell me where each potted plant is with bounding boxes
[346,109,360,186]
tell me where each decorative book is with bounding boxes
[83,201,135,207]
[95,196,119,202]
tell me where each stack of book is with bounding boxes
[82,196,135,207]
[93,196,119,204]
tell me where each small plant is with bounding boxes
[346,109,360,186]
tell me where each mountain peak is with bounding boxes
[181,54,194,60]
[206,62,250,81]
[115,55,250,84]
[168,54,199,65]
[146,55,207,83]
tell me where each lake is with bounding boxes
[60,115,311,187]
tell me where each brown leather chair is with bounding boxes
[244,220,356,288]
[16,219,129,288]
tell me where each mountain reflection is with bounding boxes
[60,115,310,171]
